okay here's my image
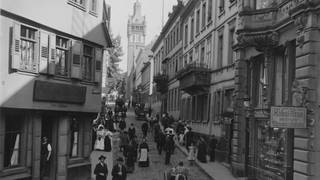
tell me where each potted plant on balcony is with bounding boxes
[215,136,227,162]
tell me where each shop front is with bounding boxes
[247,116,293,180]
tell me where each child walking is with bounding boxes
[187,142,196,166]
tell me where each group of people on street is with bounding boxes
[175,119,218,164]
[94,155,127,180]
[93,104,129,180]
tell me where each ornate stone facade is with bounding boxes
[234,0,320,179]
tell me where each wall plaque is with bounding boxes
[270,106,307,128]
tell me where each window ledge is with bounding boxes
[53,75,72,82]
[0,166,30,178]
[15,69,40,77]
[80,80,96,86]
[68,158,91,168]
[207,20,213,27]
[195,33,200,38]
[189,40,194,44]
[201,27,206,32]
[89,10,98,17]
[67,1,86,12]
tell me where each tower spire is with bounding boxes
[133,0,141,18]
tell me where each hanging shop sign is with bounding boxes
[270,106,307,128]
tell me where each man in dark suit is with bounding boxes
[112,157,127,180]
[94,155,108,180]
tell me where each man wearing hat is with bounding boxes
[94,155,108,180]
[112,157,127,180]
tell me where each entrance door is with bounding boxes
[41,115,58,180]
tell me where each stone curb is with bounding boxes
[174,143,215,180]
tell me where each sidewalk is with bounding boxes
[175,142,238,180]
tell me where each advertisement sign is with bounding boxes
[270,106,307,128]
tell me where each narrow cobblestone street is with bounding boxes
[112,110,212,180]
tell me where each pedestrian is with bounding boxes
[171,161,189,180]
[124,140,135,173]
[176,120,185,137]
[185,127,193,152]
[168,115,175,127]
[119,131,129,152]
[94,155,108,180]
[209,135,217,162]
[112,157,127,180]
[148,106,152,117]
[161,113,169,129]
[157,131,166,155]
[197,138,208,163]
[113,115,119,131]
[138,138,150,167]
[131,135,138,162]
[153,121,161,143]
[141,121,149,138]
[128,123,136,140]
[187,142,196,166]
[40,136,52,178]
[164,134,174,165]
[119,119,126,132]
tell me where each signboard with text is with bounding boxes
[270,106,307,128]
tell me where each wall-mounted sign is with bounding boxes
[270,106,307,128]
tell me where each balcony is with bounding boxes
[153,73,168,94]
[176,62,211,95]
[238,0,297,32]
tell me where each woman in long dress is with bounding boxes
[197,138,207,163]
[138,138,149,167]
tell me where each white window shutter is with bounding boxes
[48,34,56,75]
[39,31,49,74]
[94,48,102,83]
[71,40,82,79]
[11,22,21,70]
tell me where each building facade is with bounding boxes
[233,0,320,180]
[151,38,164,115]
[132,46,152,105]
[0,0,112,180]
[162,1,184,120]
[177,0,237,165]
[140,61,151,107]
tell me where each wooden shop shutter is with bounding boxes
[39,31,49,74]
[11,22,21,70]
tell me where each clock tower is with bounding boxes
[127,0,146,75]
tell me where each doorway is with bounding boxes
[41,114,58,180]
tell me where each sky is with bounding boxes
[105,0,179,72]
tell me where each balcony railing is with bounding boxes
[238,0,297,31]
[176,62,211,95]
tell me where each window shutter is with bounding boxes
[33,31,40,73]
[71,40,82,79]
[11,22,21,70]
[39,31,49,74]
[48,34,56,75]
[94,48,102,83]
